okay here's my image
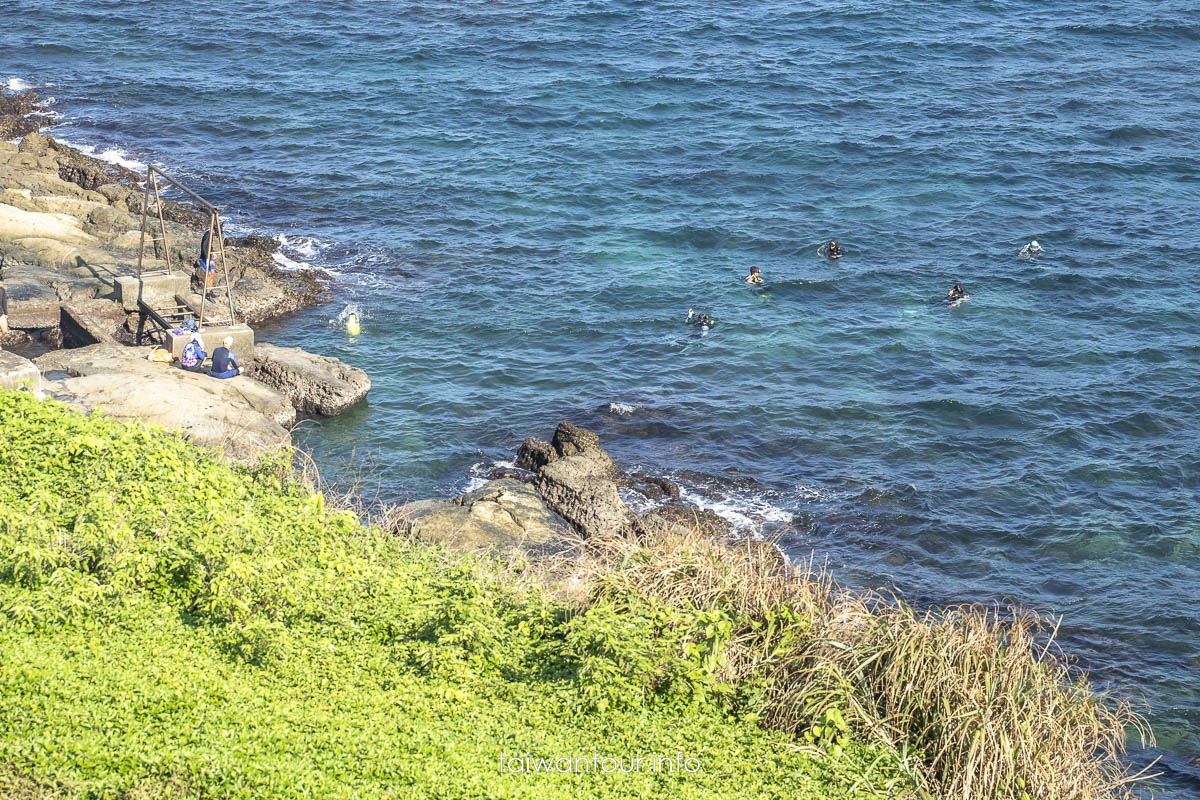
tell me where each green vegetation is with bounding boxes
[0,391,907,799]
[0,390,1148,799]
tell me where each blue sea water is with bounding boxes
[5,0,1200,793]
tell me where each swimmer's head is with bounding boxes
[1030,240,1041,250]
[750,266,760,275]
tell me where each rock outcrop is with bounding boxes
[0,350,41,395]
[0,92,52,141]
[35,343,295,464]
[248,343,370,416]
[637,503,733,539]
[533,422,634,539]
[1,111,331,329]
[399,478,576,558]
[538,456,635,540]
[514,437,557,472]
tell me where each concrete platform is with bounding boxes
[60,300,127,347]
[165,322,255,361]
[115,273,189,312]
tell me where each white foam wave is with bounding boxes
[95,147,147,173]
[464,459,516,492]
[4,78,34,92]
[282,235,320,258]
[50,136,148,173]
[272,234,328,272]
[676,486,794,535]
[606,401,641,416]
[271,250,310,271]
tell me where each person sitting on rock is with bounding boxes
[180,334,207,371]
[209,336,241,379]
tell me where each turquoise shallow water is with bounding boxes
[5,0,1200,792]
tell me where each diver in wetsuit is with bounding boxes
[824,239,844,259]
[946,284,967,303]
[1018,240,1043,258]
[687,308,716,329]
[744,266,764,285]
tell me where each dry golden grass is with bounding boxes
[564,526,1153,800]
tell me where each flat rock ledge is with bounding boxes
[248,343,370,416]
[35,343,296,465]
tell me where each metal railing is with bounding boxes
[135,165,236,329]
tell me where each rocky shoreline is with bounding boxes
[0,89,367,462]
[0,87,751,539]
[401,421,768,560]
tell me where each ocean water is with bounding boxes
[5,0,1200,793]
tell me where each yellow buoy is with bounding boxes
[346,312,361,336]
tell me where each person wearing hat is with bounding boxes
[1019,240,1043,258]
[209,336,242,379]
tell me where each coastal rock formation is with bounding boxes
[1,121,330,328]
[399,478,575,558]
[538,456,635,539]
[34,343,295,464]
[550,421,620,475]
[637,503,733,539]
[0,351,41,394]
[248,343,370,415]
[0,91,52,141]
[619,473,682,501]
[532,424,633,539]
[514,437,557,472]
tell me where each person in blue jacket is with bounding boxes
[209,336,241,379]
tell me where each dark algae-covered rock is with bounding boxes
[515,436,557,472]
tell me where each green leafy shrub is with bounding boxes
[0,391,907,799]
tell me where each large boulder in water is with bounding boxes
[399,479,575,558]
[247,343,369,416]
[550,421,619,477]
[538,455,634,540]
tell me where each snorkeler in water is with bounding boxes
[946,283,967,302]
[820,239,844,259]
[687,308,716,329]
[744,266,764,285]
[1018,240,1043,258]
